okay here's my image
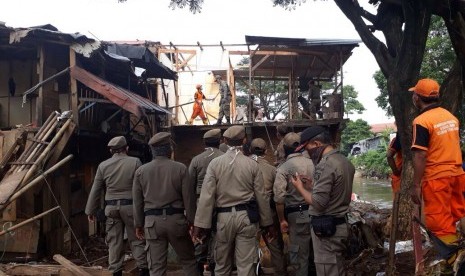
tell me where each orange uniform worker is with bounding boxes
[410,78,465,244]
[188,84,208,125]
[386,132,402,195]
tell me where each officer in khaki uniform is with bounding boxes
[188,128,224,275]
[249,138,287,275]
[291,126,355,276]
[273,132,316,276]
[193,126,276,276]
[274,125,291,166]
[132,132,199,276]
[85,136,148,276]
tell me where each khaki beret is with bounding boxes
[250,138,267,150]
[148,132,171,147]
[203,129,221,140]
[107,136,127,149]
[283,132,300,148]
[223,125,245,140]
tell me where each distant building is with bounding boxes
[350,122,396,155]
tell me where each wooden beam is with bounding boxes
[36,44,45,126]
[157,49,197,54]
[251,54,270,72]
[53,254,92,276]
[0,206,60,236]
[70,49,79,127]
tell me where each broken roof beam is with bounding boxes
[170,42,194,75]
[197,41,203,51]
[229,50,298,56]
[220,41,225,51]
[251,54,270,73]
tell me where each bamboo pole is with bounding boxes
[10,113,57,172]
[21,118,72,185]
[17,117,59,172]
[386,192,400,275]
[0,206,60,236]
[3,155,73,208]
[14,113,58,172]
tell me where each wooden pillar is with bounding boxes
[174,50,180,123]
[35,44,45,126]
[70,48,79,127]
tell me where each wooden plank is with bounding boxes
[0,218,39,253]
[1,171,28,221]
[70,48,79,127]
[5,264,111,276]
[36,44,45,125]
[53,254,92,276]
[251,54,270,72]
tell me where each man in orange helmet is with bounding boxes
[188,84,208,125]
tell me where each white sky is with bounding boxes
[1,0,392,124]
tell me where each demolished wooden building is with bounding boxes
[0,21,361,267]
[0,23,177,261]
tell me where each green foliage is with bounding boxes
[374,15,454,116]
[340,119,373,155]
[343,85,366,116]
[349,147,391,179]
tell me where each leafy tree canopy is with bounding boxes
[374,15,455,117]
[340,119,373,156]
[343,85,366,117]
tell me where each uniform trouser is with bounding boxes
[311,223,348,276]
[422,174,465,239]
[287,211,316,276]
[262,211,286,275]
[191,103,207,120]
[214,209,258,276]
[144,213,198,276]
[105,205,147,273]
[218,100,230,120]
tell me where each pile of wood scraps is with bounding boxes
[0,254,111,276]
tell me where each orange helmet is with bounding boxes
[196,84,202,89]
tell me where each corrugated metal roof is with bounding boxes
[70,66,171,116]
[245,35,360,47]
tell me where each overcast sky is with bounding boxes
[1,0,392,124]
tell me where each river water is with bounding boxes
[352,176,393,209]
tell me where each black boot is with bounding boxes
[215,119,222,125]
[138,268,150,276]
[226,117,231,124]
[113,270,123,276]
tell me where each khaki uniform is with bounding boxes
[274,140,286,167]
[189,147,223,272]
[254,156,287,275]
[274,153,315,276]
[189,148,224,196]
[308,149,354,276]
[217,80,231,122]
[85,153,147,273]
[195,149,273,276]
[133,156,198,276]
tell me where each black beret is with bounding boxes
[300,126,326,144]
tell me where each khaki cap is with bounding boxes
[283,132,300,148]
[148,132,171,147]
[223,125,245,140]
[203,129,221,140]
[107,136,127,149]
[250,138,267,150]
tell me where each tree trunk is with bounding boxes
[335,0,434,240]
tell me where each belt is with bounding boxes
[216,203,248,213]
[310,215,347,225]
[105,199,133,205]
[285,204,309,215]
[144,207,184,216]
[333,217,346,225]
